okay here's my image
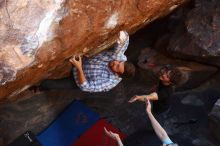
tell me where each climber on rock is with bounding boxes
[69,30,135,92]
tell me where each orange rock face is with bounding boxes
[0,0,187,100]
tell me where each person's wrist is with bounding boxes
[147,110,151,114]
[115,135,120,141]
[77,66,83,72]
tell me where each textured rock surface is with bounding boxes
[209,98,220,142]
[181,95,204,106]
[166,0,220,66]
[0,0,187,100]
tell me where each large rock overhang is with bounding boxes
[0,0,188,100]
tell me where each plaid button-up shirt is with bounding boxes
[73,33,129,92]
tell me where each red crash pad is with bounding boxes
[72,119,126,146]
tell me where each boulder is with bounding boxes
[0,0,188,100]
[209,98,220,142]
[166,0,220,66]
[181,95,204,106]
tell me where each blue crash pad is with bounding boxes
[37,100,100,146]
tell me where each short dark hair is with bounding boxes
[159,65,182,85]
[122,61,135,78]
[169,67,182,85]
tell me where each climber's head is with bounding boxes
[158,65,182,86]
[109,60,135,78]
